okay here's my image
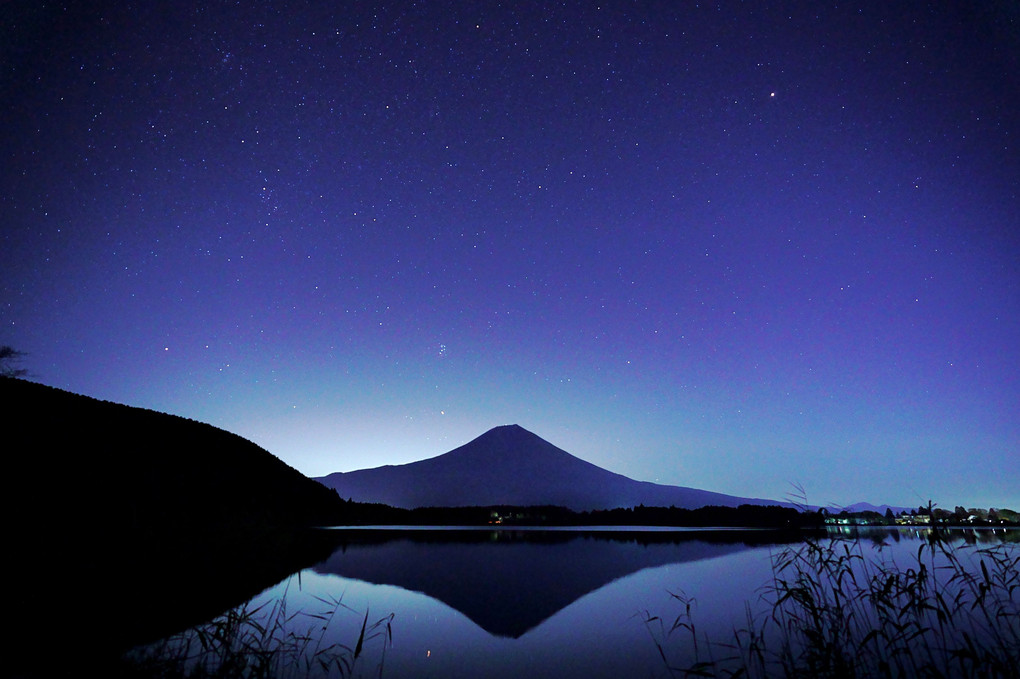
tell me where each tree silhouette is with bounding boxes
[0,346,27,378]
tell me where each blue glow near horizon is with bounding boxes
[2,2,1017,510]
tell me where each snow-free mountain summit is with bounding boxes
[315,424,781,511]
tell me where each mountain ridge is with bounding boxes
[316,423,785,511]
[3,377,347,663]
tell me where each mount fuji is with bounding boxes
[315,424,783,511]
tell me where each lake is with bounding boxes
[133,526,1019,678]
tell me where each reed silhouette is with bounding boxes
[647,528,1020,678]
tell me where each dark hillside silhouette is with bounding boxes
[4,378,348,671]
[5,378,346,533]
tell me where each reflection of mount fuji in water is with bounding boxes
[313,529,800,638]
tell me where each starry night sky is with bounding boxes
[3,2,1018,510]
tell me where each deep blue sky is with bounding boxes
[3,2,1018,510]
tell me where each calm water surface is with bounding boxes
[149,527,1019,679]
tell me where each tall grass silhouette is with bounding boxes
[121,579,393,678]
[646,529,1019,678]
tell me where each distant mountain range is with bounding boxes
[842,501,913,516]
[315,424,786,511]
